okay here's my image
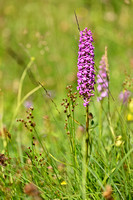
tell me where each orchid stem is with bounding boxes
[82,105,90,199]
[85,105,89,163]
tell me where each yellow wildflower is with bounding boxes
[61,181,67,186]
[127,113,133,121]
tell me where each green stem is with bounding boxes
[82,105,89,200]
[17,58,34,106]
[99,101,103,138]
[9,85,41,133]
[85,105,89,163]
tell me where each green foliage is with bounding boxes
[0,0,133,199]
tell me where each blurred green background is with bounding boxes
[0,0,133,125]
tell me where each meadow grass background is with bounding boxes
[0,0,133,199]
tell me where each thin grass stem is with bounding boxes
[99,101,103,138]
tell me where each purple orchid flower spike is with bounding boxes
[97,55,108,101]
[119,90,131,105]
[77,28,96,106]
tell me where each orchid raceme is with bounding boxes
[119,90,131,105]
[97,55,108,101]
[77,28,95,107]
